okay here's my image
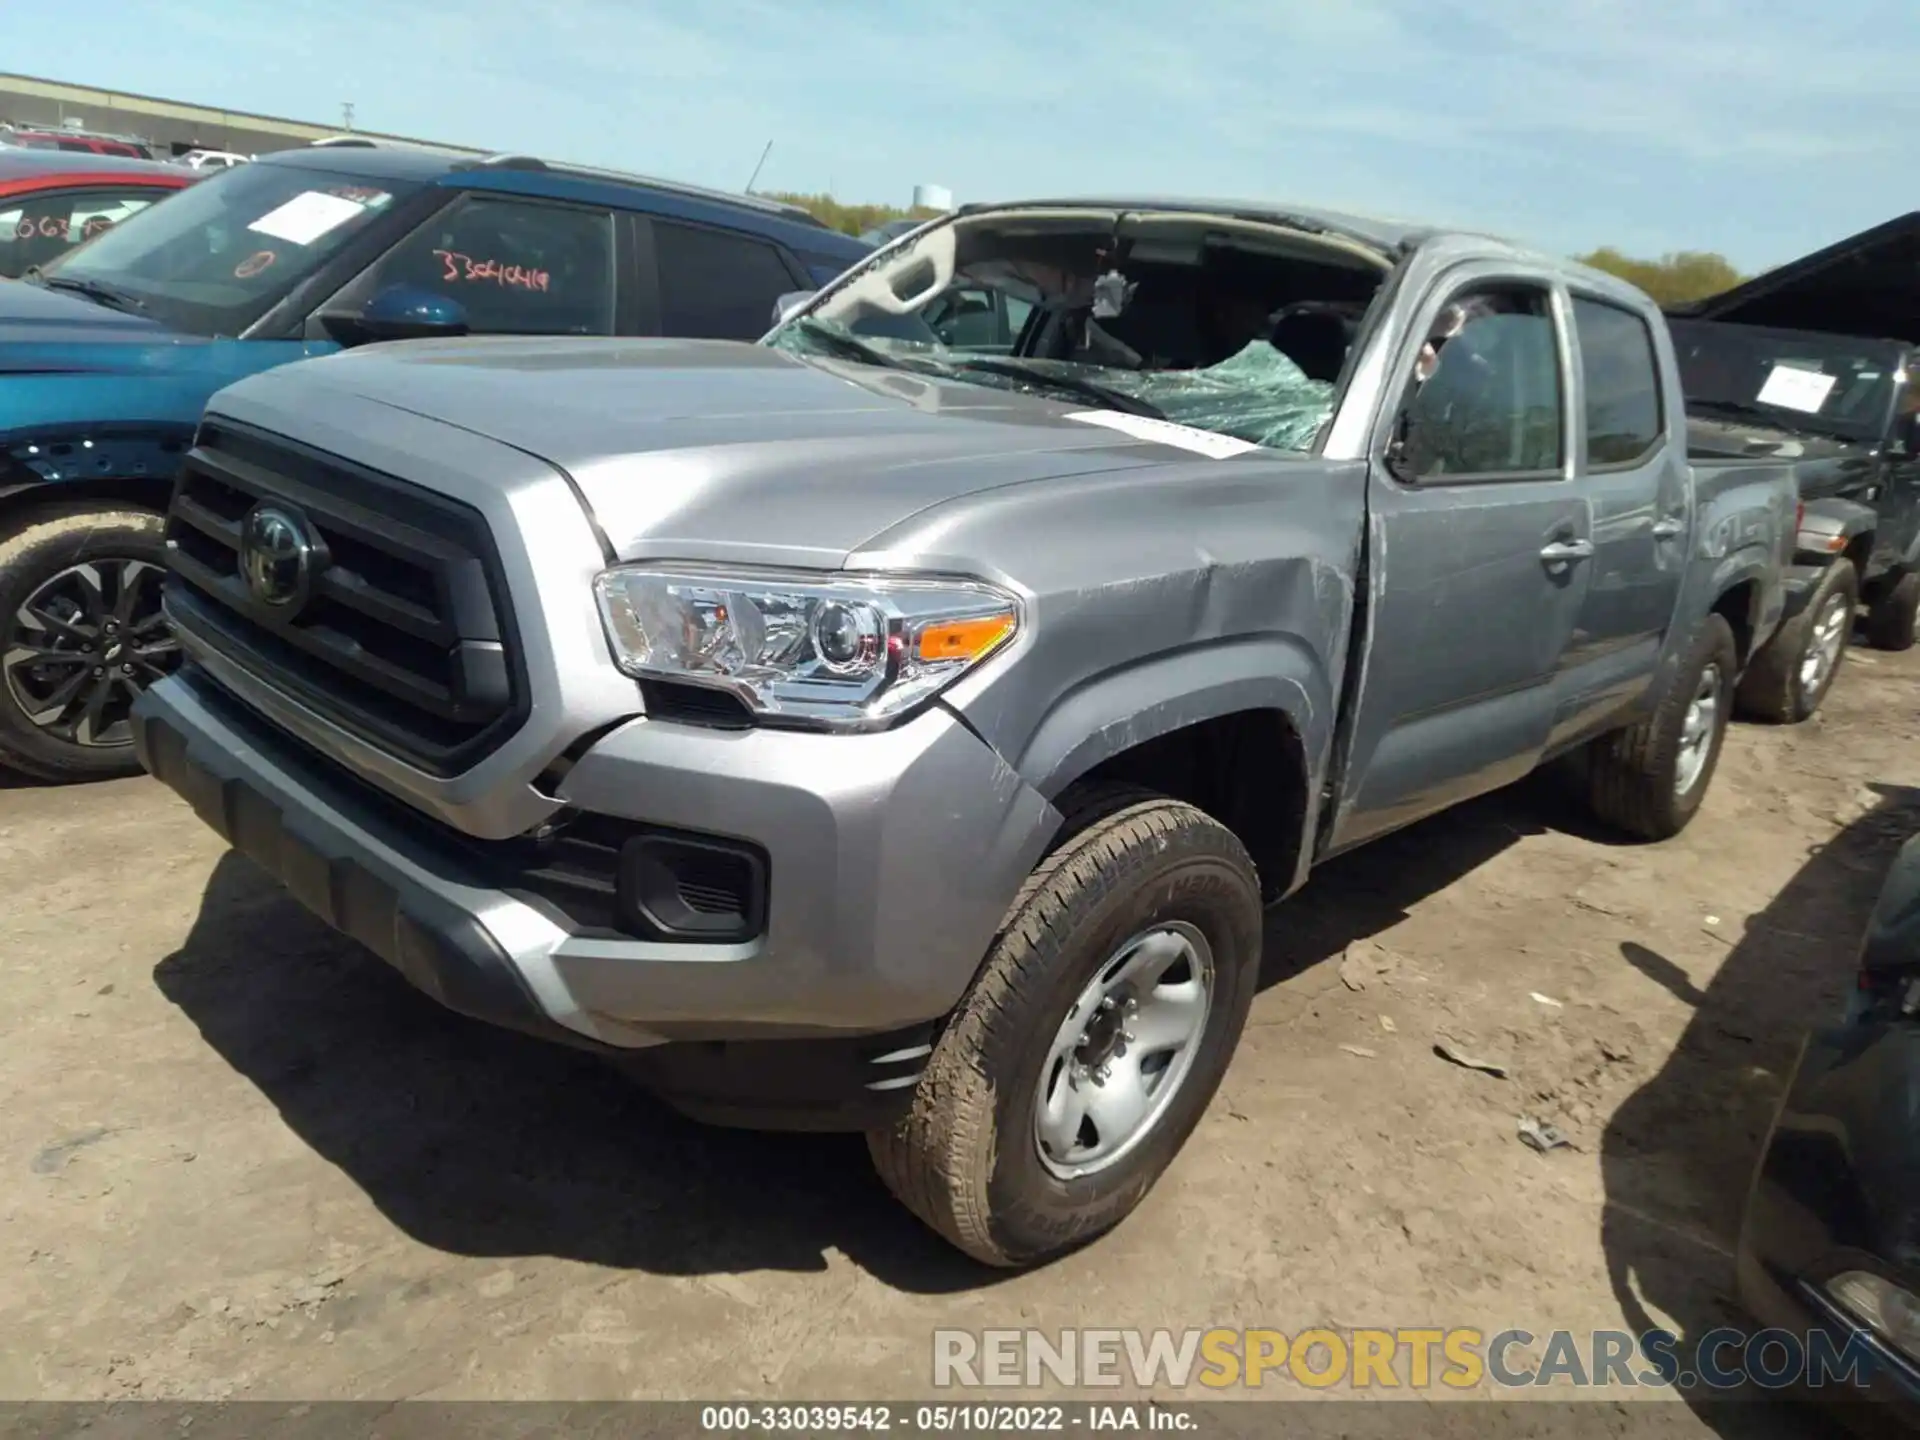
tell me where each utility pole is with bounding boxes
[341,102,355,132]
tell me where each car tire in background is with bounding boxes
[1863,570,1919,653]
[0,505,175,782]
[1585,613,1738,841]
[868,787,1263,1267]
[1735,558,1858,724]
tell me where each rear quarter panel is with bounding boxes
[1679,455,1795,669]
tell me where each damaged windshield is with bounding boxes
[767,208,1388,453]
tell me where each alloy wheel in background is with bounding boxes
[3,558,176,751]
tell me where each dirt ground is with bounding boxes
[3,648,1918,1428]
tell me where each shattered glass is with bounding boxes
[1066,342,1338,452]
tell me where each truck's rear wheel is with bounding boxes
[867,790,1262,1267]
[1734,558,1857,724]
[0,506,175,783]
[1585,613,1736,841]
[1864,571,1918,653]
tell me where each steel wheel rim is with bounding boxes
[1673,662,1722,798]
[1033,920,1215,1180]
[1798,592,1850,698]
[3,559,175,749]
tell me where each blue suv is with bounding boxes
[0,141,870,780]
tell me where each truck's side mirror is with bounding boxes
[770,290,817,328]
[322,283,470,346]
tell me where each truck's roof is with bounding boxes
[958,196,1451,256]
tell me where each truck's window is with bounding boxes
[924,287,1034,351]
[349,195,615,336]
[0,188,161,279]
[1399,285,1562,480]
[651,219,800,341]
[1571,297,1663,466]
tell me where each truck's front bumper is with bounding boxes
[134,667,1058,1128]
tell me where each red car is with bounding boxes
[0,149,195,279]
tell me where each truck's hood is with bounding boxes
[224,336,1206,562]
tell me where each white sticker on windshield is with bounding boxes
[1064,410,1262,458]
[1756,364,1837,414]
[246,191,368,246]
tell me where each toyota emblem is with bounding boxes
[239,503,321,610]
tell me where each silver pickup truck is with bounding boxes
[132,199,1796,1266]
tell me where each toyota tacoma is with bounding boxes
[134,199,1795,1265]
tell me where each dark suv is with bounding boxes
[0,140,870,781]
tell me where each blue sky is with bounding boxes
[11,0,1915,274]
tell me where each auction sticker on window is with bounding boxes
[1756,364,1837,414]
[247,190,376,246]
[1064,410,1262,458]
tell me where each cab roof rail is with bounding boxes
[539,160,827,226]
[450,152,551,172]
[304,140,825,227]
[307,135,477,155]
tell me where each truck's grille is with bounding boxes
[162,420,526,776]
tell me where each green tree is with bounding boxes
[763,191,942,238]
[1575,248,1744,307]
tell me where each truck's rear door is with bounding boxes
[1543,292,1691,749]
[1328,269,1590,851]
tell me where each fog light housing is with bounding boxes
[617,833,768,942]
[1828,1270,1920,1362]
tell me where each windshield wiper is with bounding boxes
[36,274,147,314]
[787,318,906,371]
[1688,397,1812,435]
[943,356,1166,419]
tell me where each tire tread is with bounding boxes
[868,791,1254,1265]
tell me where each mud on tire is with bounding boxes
[0,505,172,783]
[1585,613,1737,841]
[867,789,1264,1267]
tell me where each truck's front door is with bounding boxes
[1328,274,1590,852]
[1544,293,1689,747]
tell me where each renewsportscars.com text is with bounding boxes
[933,1326,1881,1392]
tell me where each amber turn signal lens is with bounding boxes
[916,613,1015,664]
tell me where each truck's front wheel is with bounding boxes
[0,506,174,782]
[868,791,1262,1267]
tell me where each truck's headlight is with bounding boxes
[592,565,1019,728]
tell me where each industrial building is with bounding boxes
[0,72,479,159]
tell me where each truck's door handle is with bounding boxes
[1651,518,1684,539]
[1539,539,1594,562]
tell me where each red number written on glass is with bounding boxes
[431,249,551,292]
